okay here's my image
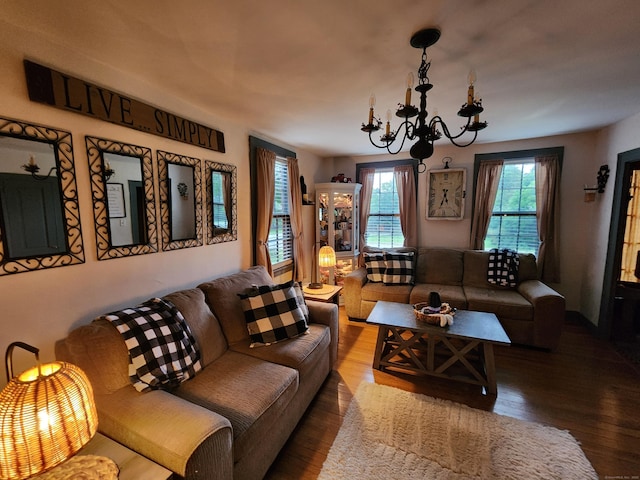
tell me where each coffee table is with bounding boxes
[366,301,511,395]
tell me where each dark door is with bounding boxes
[0,173,66,258]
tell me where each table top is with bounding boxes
[32,433,173,480]
[366,301,511,345]
[303,284,342,301]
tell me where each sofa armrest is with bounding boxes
[307,299,339,367]
[344,267,368,319]
[96,386,233,480]
[518,280,566,350]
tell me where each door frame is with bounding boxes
[599,147,640,338]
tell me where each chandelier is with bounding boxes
[361,28,487,172]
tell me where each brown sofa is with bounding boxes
[344,247,565,350]
[56,266,338,480]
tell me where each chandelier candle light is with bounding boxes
[361,28,487,172]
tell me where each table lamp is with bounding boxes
[0,342,100,479]
[307,245,336,291]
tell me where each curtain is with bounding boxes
[223,172,231,229]
[287,156,306,282]
[535,155,561,282]
[470,159,503,249]
[358,168,376,258]
[394,165,418,247]
[255,147,275,275]
[621,170,640,281]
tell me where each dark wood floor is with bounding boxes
[265,308,640,479]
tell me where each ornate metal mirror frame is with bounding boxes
[205,160,237,244]
[157,150,203,250]
[0,116,84,275]
[86,136,158,259]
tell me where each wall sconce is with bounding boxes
[21,155,57,181]
[583,165,610,202]
[177,182,189,199]
[0,342,104,479]
[103,160,115,182]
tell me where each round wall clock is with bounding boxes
[426,167,466,220]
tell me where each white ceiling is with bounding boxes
[3,0,640,158]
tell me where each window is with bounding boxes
[365,169,404,248]
[268,157,292,265]
[484,160,539,254]
[211,172,228,230]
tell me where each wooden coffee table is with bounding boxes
[367,301,511,395]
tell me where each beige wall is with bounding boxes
[0,24,323,384]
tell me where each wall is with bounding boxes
[581,111,640,326]
[0,23,323,383]
[330,131,601,314]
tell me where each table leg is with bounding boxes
[483,342,497,395]
[372,326,388,370]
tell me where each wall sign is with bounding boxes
[24,60,225,153]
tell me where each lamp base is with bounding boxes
[307,282,324,289]
[36,455,119,479]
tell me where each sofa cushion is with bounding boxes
[199,266,274,345]
[174,350,298,463]
[164,288,228,368]
[103,298,202,392]
[364,252,386,282]
[464,286,533,321]
[230,324,331,379]
[409,283,468,310]
[238,282,309,347]
[60,319,130,395]
[383,251,415,285]
[362,282,412,303]
[415,248,464,285]
[518,253,538,281]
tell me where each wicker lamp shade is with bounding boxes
[318,245,336,268]
[0,360,98,480]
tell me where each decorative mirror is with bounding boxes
[157,150,203,250]
[205,160,237,244]
[85,136,158,260]
[0,116,84,275]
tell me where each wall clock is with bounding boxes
[426,167,466,220]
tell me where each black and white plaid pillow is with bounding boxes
[364,252,386,282]
[383,251,415,285]
[238,281,309,347]
[103,298,202,392]
[292,282,309,321]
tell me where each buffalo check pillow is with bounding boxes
[383,251,416,285]
[238,281,309,347]
[103,298,202,392]
[364,252,386,282]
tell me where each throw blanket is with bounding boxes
[103,298,202,392]
[487,248,519,287]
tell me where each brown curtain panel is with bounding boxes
[535,154,561,283]
[287,156,306,282]
[255,147,276,275]
[470,159,503,249]
[394,165,418,247]
[358,168,376,261]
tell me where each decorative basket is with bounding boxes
[413,302,455,325]
[413,302,442,325]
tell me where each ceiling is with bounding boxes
[3,0,640,158]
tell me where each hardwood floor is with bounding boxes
[265,308,640,479]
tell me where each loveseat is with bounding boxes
[344,247,565,350]
[56,266,338,480]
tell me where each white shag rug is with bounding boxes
[319,382,597,480]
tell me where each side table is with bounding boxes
[33,432,173,480]
[303,284,343,305]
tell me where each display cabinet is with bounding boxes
[315,182,361,286]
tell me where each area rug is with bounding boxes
[318,382,597,480]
